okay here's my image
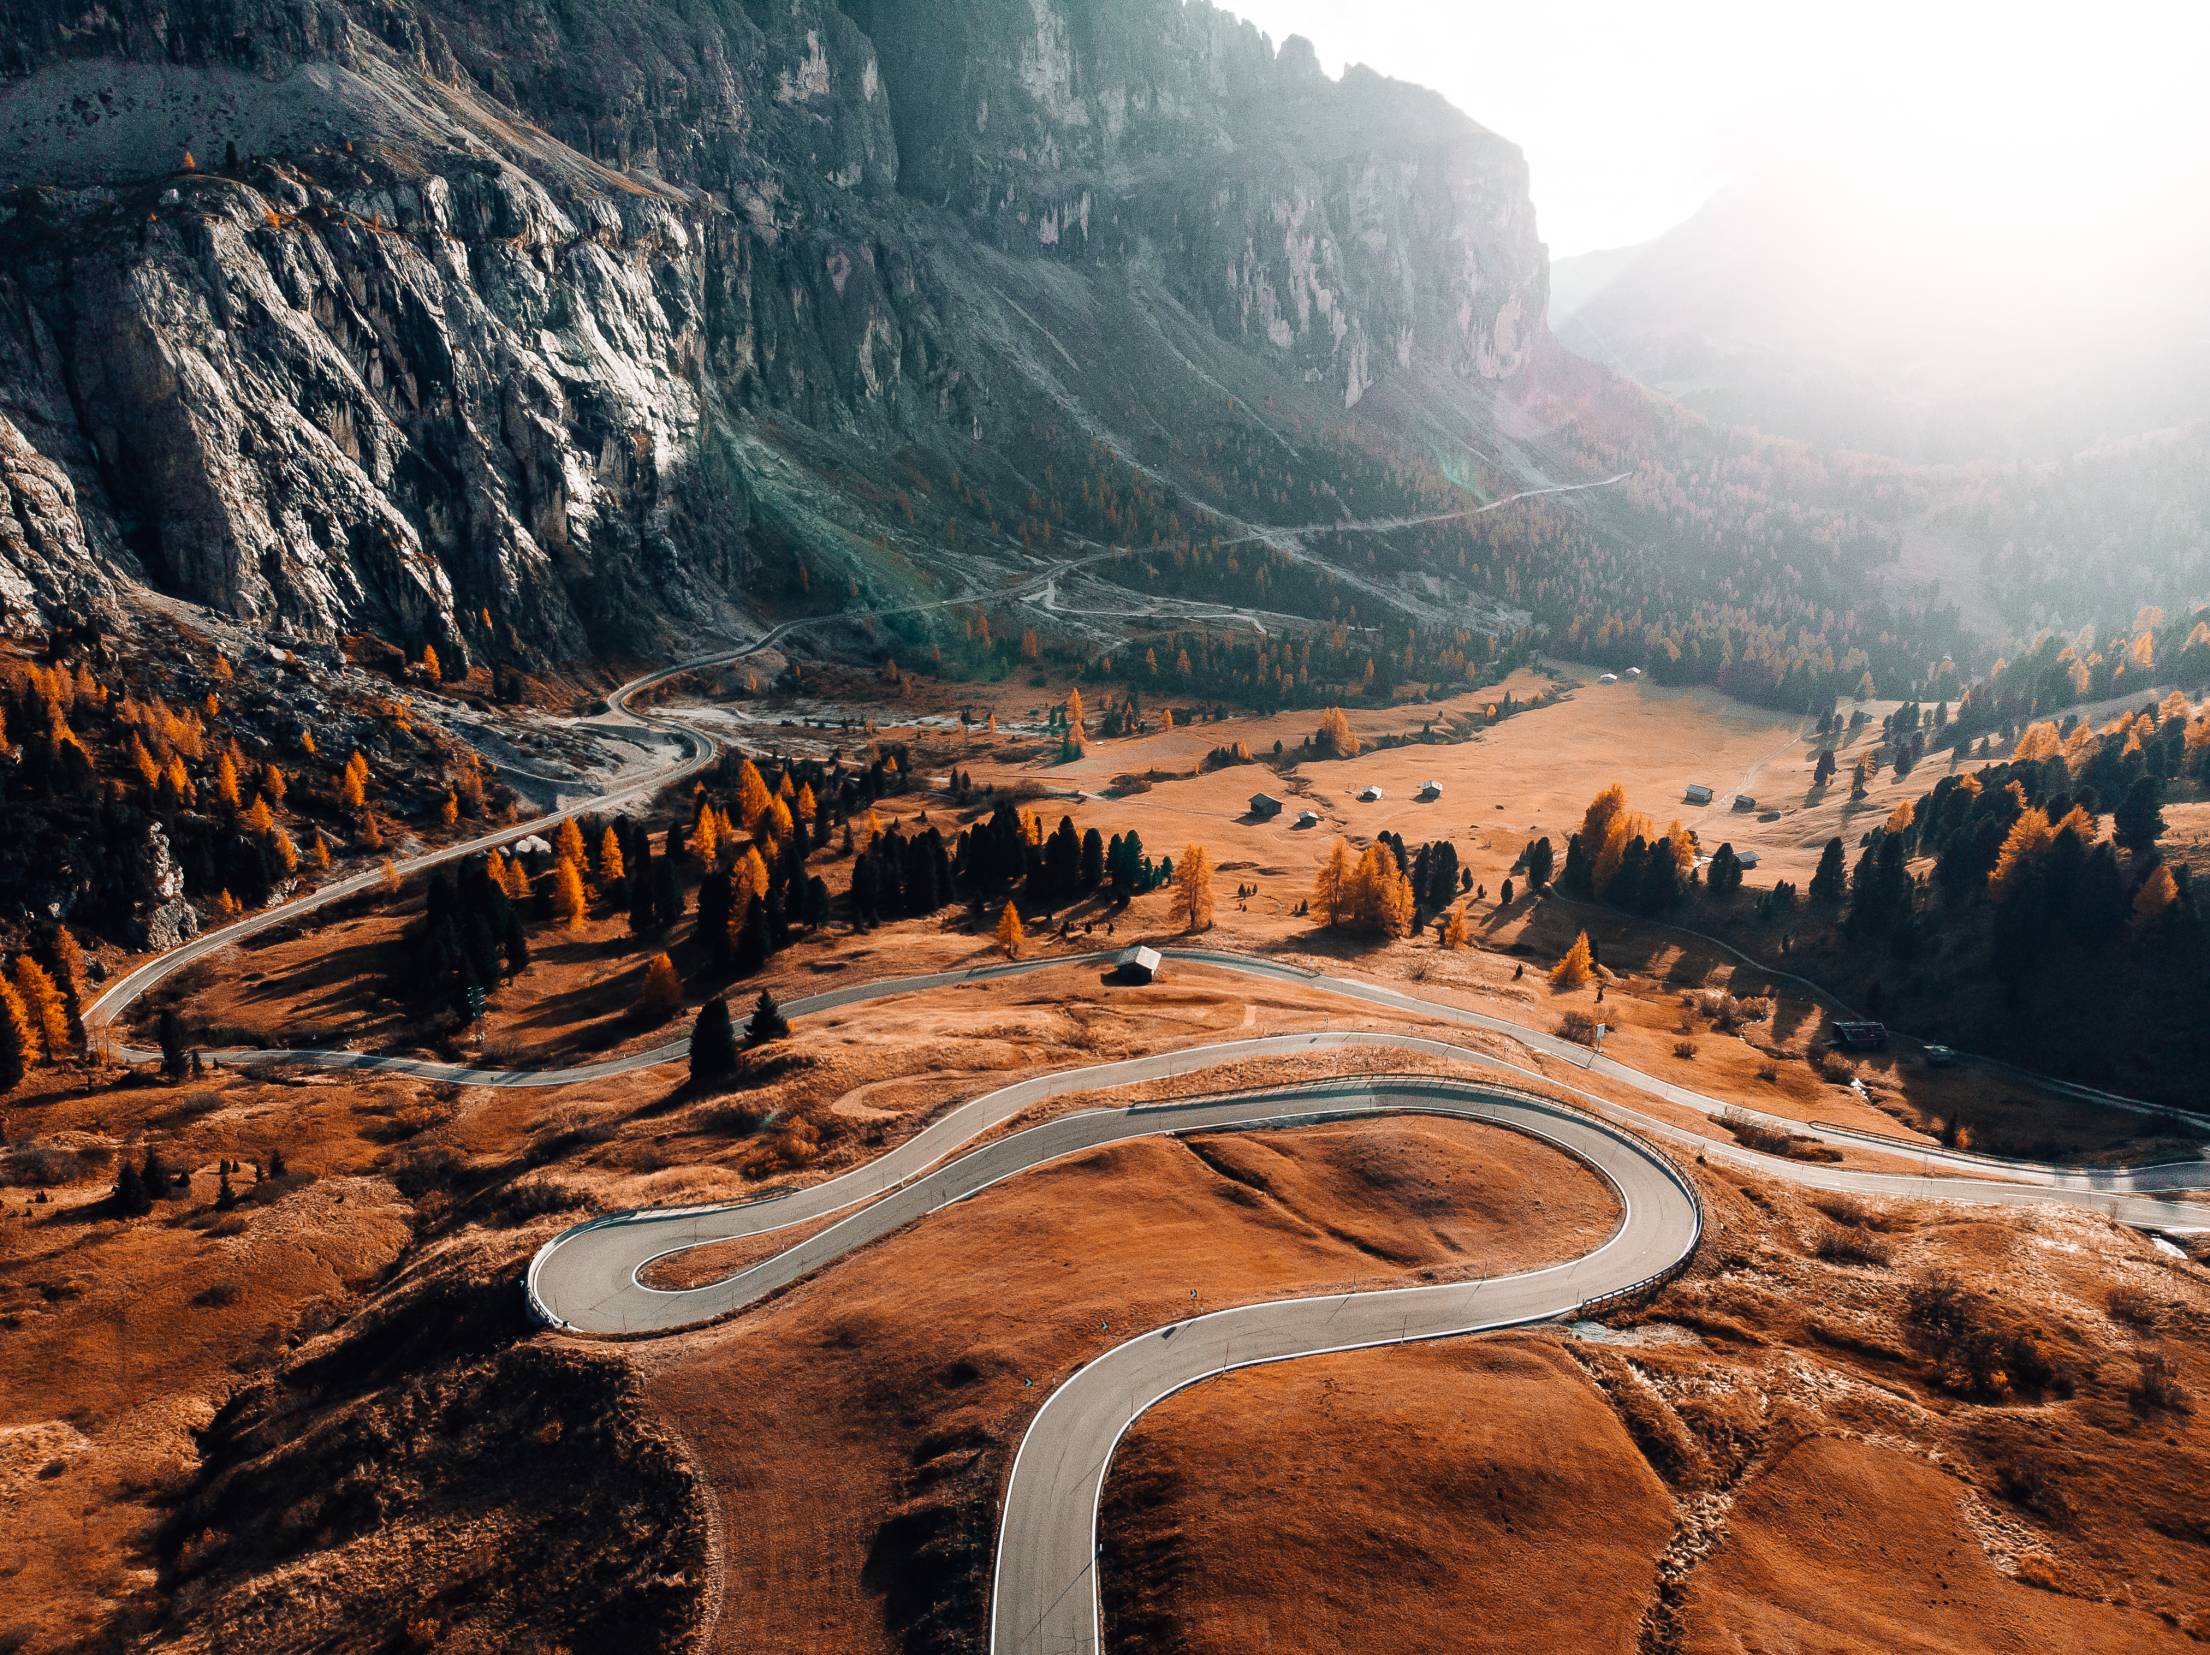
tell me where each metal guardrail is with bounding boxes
[1806,1117,2210,1174]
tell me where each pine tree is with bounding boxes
[2114,775,2166,856]
[994,901,1025,959]
[268,1146,288,1178]
[1173,844,1216,933]
[1550,931,1595,990]
[157,1007,188,1081]
[1707,843,1743,899]
[1524,837,1555,890]
[690,997,739,1088]
[1809,838,1846,905]
[745,988,791,1047]
[216,1170,237,1210]
[112,1159,151,1218]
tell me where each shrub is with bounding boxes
[1993,1459,2072,1525]
[1903,1271,2075,1401]
[1673,1039,1699,1060]
[2,1143,75,1187]
[1811,1192,1892,1231]
[492,1177,587,1225]
[1558,1010,1601,1047]
[2105,1284,2160,1330]
[1717,1108,1842,1162]
[2128,1349,2190,1416]
[1811,1225,1891,1267]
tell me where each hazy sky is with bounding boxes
[1224,0,2210,270]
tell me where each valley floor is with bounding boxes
[4,661,2206,1654]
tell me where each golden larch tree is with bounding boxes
[735,846,770,907]
[554,816,587,868]
[1989,807,2054,894]
[553,857,589,931]
[1314,706,1359,758]
[737,760,773,829]
[640,952,683,1020]
[1174,843,1216,933]
[0,977,34,1093]
[1062,686,1087,759]
[597,825,626,885]
[994,901,1025,959]
[48,927,87,1004]
[1550,931,1595,989]
[2133,864,2180,928]
[690,805,721,866]
[1313,838,1354,927]
[10,957,69,1060]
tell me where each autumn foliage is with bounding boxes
[1551,931,1595,989]
[1310,838,1414,938]
[1173,844,1215,933]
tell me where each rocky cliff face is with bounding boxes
[0,0,1550,663]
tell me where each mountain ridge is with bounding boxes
[0,0,1554,667]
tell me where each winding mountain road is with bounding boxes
[523,1030,2206,1654]
[81,636,2210,1655]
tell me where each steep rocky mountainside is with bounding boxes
[0,0,1553,668]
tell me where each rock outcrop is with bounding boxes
[0,0,1551,659]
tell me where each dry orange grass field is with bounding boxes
[7,667,2207,1654]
